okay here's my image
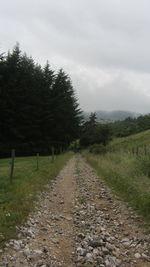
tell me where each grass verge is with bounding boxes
[109,129,150,152]
[0,152,73,245]
[84,151,150,224]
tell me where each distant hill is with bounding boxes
[84,110,140,122]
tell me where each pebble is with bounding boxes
[74,155,150,266]
[76,247,86,256]
[134,252,141,259]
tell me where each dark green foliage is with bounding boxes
[110,114,150,137]
[50,69,81,147]
[80,113,112,147]
[69,140,80,152]
[92,124,112,146]
[89,144,106,154]
[0,44,82,157]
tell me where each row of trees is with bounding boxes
[79,112,150,150]
[110,114,150,137]
[2,44,148,157]
[0,44,82,157]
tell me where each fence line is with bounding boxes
[0,147,60,183]
[109,144,150,157]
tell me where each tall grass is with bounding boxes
[108,129,150,152]
[0,152,73,244]
[84,149,150,223]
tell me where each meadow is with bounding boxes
[108,129,150,152]
[84,130,150,224]
[0,152,73,244]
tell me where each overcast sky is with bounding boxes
[1,0,150,113]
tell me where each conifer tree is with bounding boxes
[0,44,82,156]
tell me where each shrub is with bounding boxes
[89,144,107,154]
[69,140,80,152]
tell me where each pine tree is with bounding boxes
[0,45,82,156]
[50,69,81,148]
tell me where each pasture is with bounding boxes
[0,152,73,244]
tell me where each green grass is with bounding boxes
[84,130,150,224]
[0,152,73,244]
[109,129,150,152]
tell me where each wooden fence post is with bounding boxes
[10,149,15,183]
[36,153,39,170]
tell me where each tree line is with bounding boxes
[110,114,150,137]
[79,112,150,152]
[0,44,82,157]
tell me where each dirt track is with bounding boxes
[0,155,150,266]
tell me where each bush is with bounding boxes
[69,140,80,152]
[89,144,107,154]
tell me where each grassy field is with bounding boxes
[84,130,150,224]
[108,129,150,152]
[0,152,73,244]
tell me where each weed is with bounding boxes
[83,131,150,223]
[77,195,86,204]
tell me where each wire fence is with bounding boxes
[0,145,66,184]
[109,144,150,157]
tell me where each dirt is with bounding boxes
[0,155,150,267]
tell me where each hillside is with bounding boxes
[109,129,150,151]
[110,114,150,137]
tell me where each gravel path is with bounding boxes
[0,155,150,267]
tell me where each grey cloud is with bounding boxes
[0,0,150,113]
[71,68,150,113]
